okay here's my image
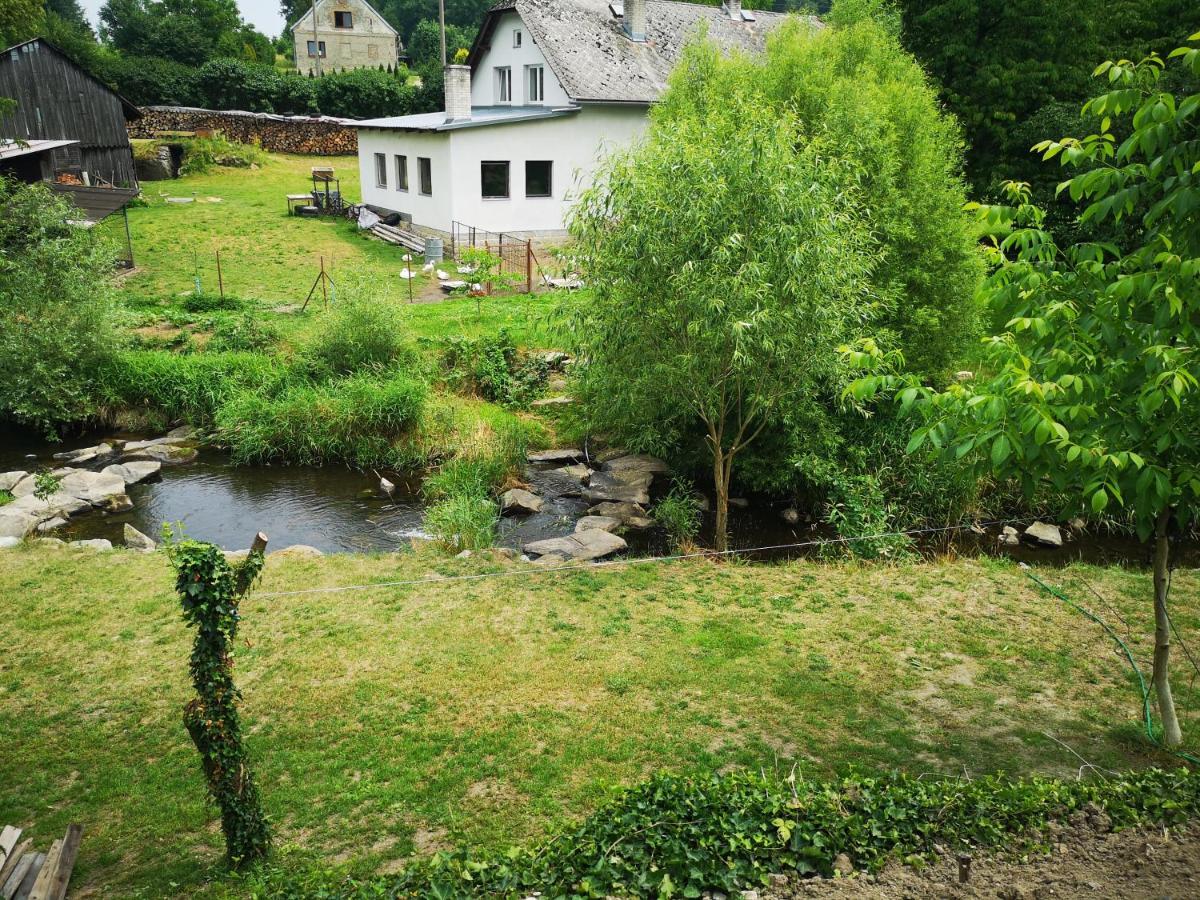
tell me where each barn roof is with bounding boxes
[0,38,142,120]
[469,0,814,104]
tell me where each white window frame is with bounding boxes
[496,66,512,104]
[418,157,433,196]
[526,65,545,104]
[374,153,387,188]
[395,154,408,191]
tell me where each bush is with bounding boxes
[304,289,419,377]
[97,350,288,426]
[435,331,548,406]
[654,484,702,551]
[208,314,280,352]
[0,179,120,435]
[93,53,204,107]
[215,372,427,467]
[423,493,498,553]
[313,67,416,119]
[245,767,1200,898]
[182,292,248,313]
[179,135,266,175]
[197,58,283,112]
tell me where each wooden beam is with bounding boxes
[42,826,80,900]
[0,841,30,894]
[0,830,19,869]
[3,852,37,900]
[25,840,60,900]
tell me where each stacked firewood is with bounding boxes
[129,107,359,155]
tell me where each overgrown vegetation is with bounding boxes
[250,767,1200,898]
[654,484,702,551]
[178,134,266,175]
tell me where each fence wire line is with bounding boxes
[253,519,1026,599]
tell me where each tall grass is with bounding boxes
[215,372,427,467]
[303,281,421,378]
[423,494,499,553]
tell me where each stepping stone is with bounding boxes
[527,449,584,464]
[575,516,620,534]
[501,488,543,516]
[524,529,627,561]
[102,461,162,486]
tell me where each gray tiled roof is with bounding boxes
[474,0,812,104]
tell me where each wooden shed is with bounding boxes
[0,38,141,191]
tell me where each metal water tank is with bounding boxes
[425,237,444,263]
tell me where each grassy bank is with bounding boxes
[0,548,1196,896]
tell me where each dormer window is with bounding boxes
[334,11,353,28]
[513,29,523,48]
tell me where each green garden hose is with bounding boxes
[1022,568,1200,767]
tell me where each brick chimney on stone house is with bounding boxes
[623,0,647,42]
[444,64,472,122]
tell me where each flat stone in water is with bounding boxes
[582,471,652,506]
[524,528,627,561]
[102,461,162,486]
[527,448,585,464]
[501,488,543,515]
[575,515,621,534]
[602,454,670,478]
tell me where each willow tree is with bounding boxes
[568,33,875,551]
[848,34,1200,745]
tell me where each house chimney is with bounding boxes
[623,0,647,42]
[444,64,472,122]
[723,0,743,19]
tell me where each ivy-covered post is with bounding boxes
[169,532,272,867]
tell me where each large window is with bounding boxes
[374,153,387,188]
[418,157,433,196]
[395,154,408,191]
[481,161,510,199]
[306,40,326,57]
[334,10,353,28]
[526,65,545,104]
[525,160,552,197]
[496,67,512,103]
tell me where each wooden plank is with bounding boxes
[6,854,40,900]
[0,841,30,893]
[1,852,34,900]
[44,826,81,900]
[24,841,59,900]
[0,830,19,868]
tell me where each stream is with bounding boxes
[1,427,1191,566]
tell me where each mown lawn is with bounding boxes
[102,151,567,350]
[1,547,1196,897]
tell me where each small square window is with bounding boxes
[307,40,326,57]
[482,161,510,199]
[526,160,552,197]
[374,153,387,188]
[419,157,433,196]
[514,29,523,48]
[334,10,353,28]
[395,154,408,191]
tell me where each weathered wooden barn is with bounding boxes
[0,38,141,261]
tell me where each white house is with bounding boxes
[292,0,402,76]
[354,0,808,238]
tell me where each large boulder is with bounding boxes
[501,488,543,516]
[582,471,653,506]
[56,469,130,510]
[524,529,627,561]
[527,448,585,464]
[124,524,158,552]
[122,443,198,465]
[1024,522,1064,548]
[0,510,39,539]
[52,443,118,466]
[602,454,670,479]
[102,461,163,486]
[0,471,27,493]
[575,515,621,534]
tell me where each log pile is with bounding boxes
[129,107,359,156]
[0,824,82,900]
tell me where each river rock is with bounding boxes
[52,442,118,465]
[575,515,621,534]
[0,471,27,492]
[0,536,20,549]
[524,529,627,561]
[542,351,572,370]
[1024,521,1064,547]
[501,488,543,515]
[999,525,1021,546]
[583,471,653,506]
[527,448,584,464]
[553,464,593,483]
[270,545,324,559]
[530,396,574,407]
[531,552,569,568]
[56,469,130,510]
[70,539,113,551]
[602,454,670,479]
[588,501,647,523]
[166,425,196,441]
[36,517,68,533]
[102,461,162,486]
[0,508,42,539]
[780,507,801,525]
[32,537,65,547]
[122,443,199,465]
[626,516,656,530]
[124,524,157,552]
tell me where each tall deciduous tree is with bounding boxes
[569,33,876,552]
[848,34,1200,746]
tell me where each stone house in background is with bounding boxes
[291,0,403,76]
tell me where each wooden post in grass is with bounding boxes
[216,250,225,300]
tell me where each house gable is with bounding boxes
[291,0,399,36]
[468,10,572,108]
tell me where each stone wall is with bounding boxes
[129,107,359,156]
